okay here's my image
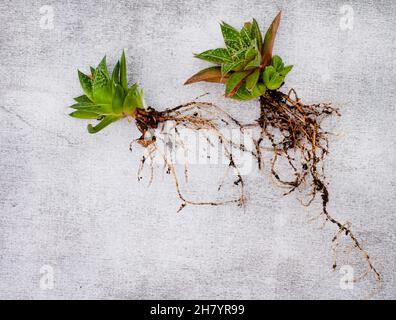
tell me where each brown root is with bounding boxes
[129,90,381,296]
[131,101,252,212]
[253,89,381,292]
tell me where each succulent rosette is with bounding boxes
[185,12,293,100]
[69,51,145,133]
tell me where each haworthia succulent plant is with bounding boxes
[69,51,145,133]
[185,12,293,101]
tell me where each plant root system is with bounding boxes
[128,90,381,295]
[247,88,381,293]
[130,100,253,213]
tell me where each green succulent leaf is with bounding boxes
[225,70,251,97]
[232,84,251,100]
[69,102,96,110]
[194,48,232,64]
[280,64,293,76]
[78,71,93,101]
[221,22,241,51]
[69,110,101,119]
[233,48,247,61]
[73,95,93,104]
[221,60,244,76]
[221,62,233,76]
[70,104,114,115]
[240,24,252,47]
[271,55,283,71]
[120,50,128,91]
[263,65,284,90]
[92,68,112,105]
[263,65,275,82]
[245,45,257,61]
[123,84,144,114]
[87,115,121,134]
[245,69,260,91]
[90,66,96,76]
[97,56,109,78]
[251,19,263,52]
[112,82,125,114]
[112,61,120,83]
[251,82,266,97]
[232,82,266,100]
[244,53,261,70]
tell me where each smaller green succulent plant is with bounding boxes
[185,12,293,100]
[263,55,293,90]
[69,50,145,133]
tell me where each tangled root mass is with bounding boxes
[129,89,381,294]
[131,99,250,212]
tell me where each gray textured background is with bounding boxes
[0,0,395,299]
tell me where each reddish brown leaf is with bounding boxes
[225,70,251,98]
[261,11,282,69]
[184,67,229,85]
[226,79,244,97]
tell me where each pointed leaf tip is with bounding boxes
[261,11,282,68]
[120,50,128,91]
[78,70,94,101]
[220,21,241,51]
[184,67,229,85]
[97,56,109,78]
[111,61,120,83]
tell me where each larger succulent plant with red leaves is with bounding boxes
[185,12,292,100]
